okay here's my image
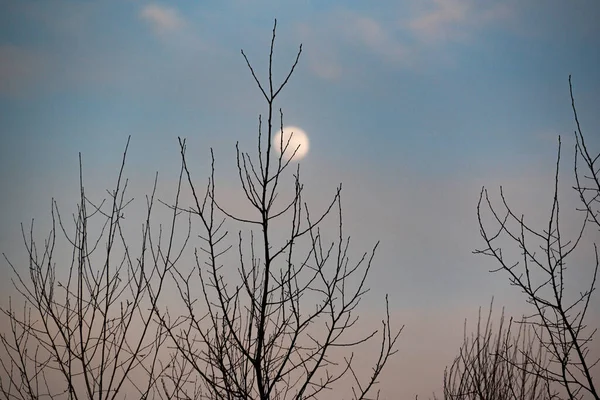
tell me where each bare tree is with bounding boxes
[0,20,400,400]
[0,138,190,399]
[154,20,402,400]
[440,300,556,400]
[473,76,599,400]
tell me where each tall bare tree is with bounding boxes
[154,20,401,400]
[473,76,599,400]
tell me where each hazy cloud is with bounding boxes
[295,10,411,81]
[347,13,410,64]
[140,4,185,34]
[309,55,343,81]
[408,0,511,43]
[296,23,343,81]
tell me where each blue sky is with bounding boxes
[1,1,599,398]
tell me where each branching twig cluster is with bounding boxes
[0,137,188,399]
[441,300,556,400]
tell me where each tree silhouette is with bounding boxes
[0,20,402,400]
[154,20,402,400]
[0,139,177,399]
[471,76,599,400]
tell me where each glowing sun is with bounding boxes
[273,126,310,161]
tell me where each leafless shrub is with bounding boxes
[441,300,556,400]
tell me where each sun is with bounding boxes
[273,126,310,161]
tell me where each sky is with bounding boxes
[1,1,599,398]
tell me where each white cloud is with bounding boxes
[292,1,513,80]
[296,23,343,81]
[294,10,412,81]
[308,53,343,81]
[140,4,184,34]
[349,14,409,63]
[408,0,511,43]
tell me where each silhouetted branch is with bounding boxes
[473,76,599,400]
[0,137,184,400]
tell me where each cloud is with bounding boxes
[309,55,342,81]
[408,0,511,43]
[347,14,410,64]
[292,1,515,81]
[296,23,343,81]
[295,10,412,81]
[140,4,184,34]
